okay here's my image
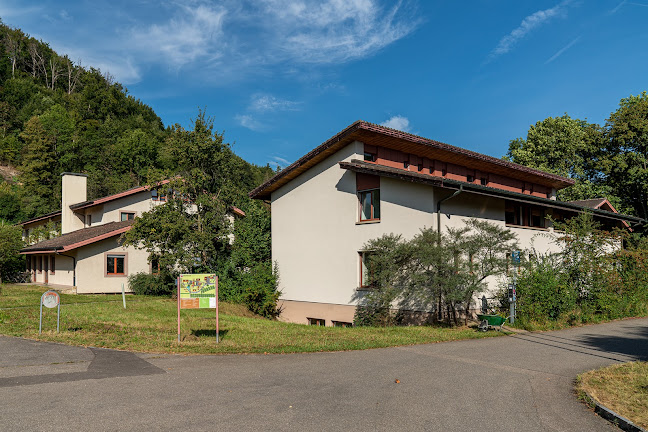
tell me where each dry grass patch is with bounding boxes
[1,284,505,354]
[578,361,648,429]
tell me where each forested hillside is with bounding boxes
[0,20,275,223]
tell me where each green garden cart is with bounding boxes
[477,314,508,331]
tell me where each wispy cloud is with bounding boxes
[267,155,292,169]
[488,1,572,62]
[249,94,301,112]
[610,1,627,13]
[116,0,419,81]
[545,36,581,64]
[235,114,265,131]
[380,115,411,132]
[258,0,421,63]
[128,4,227,68]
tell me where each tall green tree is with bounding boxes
[356,219,518,326]
[18,116,57,217]
[506,114,617,205]
[123,112,236,275]
[0,222,24,283]
[603,91,648,221]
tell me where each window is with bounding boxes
[363,152,375,162]
[308,318,325,326]
[332,321,353,328]
[50,256,55,274]
[38,256,42,273]
[151,190,158,201]
[467,175,474,183]
[441,168,447,176]
[151,257,160,275]
[417,163,423,172]
[505,201,546,228]
[359,189,380,221]
[106,254,126,276]
[120,211,135,221]
[403,161,409,169]
[359,251,375,288]
[481,178,488,186]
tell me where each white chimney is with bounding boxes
[61,173,87,234]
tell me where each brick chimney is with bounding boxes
[61,173,87,234]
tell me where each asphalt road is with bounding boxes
[1,318,647,432]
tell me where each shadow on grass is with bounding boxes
[189,329,229,339]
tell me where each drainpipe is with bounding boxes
[56,250,76,287]
[436,185,463,236]
[435,185,463,323]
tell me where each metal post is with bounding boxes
[122,283,126,309]
[177,277,181,343]
[56,302,60,333]
[39,300,43,335]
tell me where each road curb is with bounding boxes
[583,391,647,432]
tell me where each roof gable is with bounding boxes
[249,121,575,200]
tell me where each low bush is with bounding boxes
[128,272,174,296]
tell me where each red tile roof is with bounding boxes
[250,121,575,200]
[20,220,134,254]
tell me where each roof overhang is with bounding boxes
[20,225,132,254]
[339,160,644,226]
[249,121,574,200]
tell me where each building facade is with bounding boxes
[250,121,641,326]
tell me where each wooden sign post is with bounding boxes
[177,274,219,343]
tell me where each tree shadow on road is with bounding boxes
[573,323,648,361]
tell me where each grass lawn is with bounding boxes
[578,362,648,430]
[0,284,505,354]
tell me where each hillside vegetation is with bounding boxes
[0,20,275,223]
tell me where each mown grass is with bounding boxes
[0,284,504,354]
[577,361,648,429]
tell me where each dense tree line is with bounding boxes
[0,21,278,315]
[0,20,275,223]
[506,92,648,223]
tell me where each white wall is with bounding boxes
[75,237,150,294]
[271,142,564,313]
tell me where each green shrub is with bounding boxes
[241,262,280,318]
[128,272,174,296]
[514,257,575,322]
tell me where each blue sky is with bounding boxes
[1,0,647,169]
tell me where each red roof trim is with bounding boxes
[69,179,171,211]
[249,120,574,199]
[21,225,132,254]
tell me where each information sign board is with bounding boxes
[179,274,217,309]
[177,274,219,343]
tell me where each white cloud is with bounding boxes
[545,36,581,64]
[488,1,572,62]
[258,0,421,63]
[380,115,411,132]
[272,155,292,166]
[249,94,301,112]
[128,3,227,68]
[115,0,419,80]
[235,114,265,131]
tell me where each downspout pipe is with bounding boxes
[56,250,76,287]
[436,185,464,236]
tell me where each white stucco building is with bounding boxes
[250,121,641,326]
[19,173,244,294]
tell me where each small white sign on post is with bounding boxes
[39,290,61,334]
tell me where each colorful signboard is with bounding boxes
[177,274,220,343]
[179,274,217,309]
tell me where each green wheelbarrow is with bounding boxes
[477,314,508,331]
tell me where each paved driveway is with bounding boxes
[1,318,647,431]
